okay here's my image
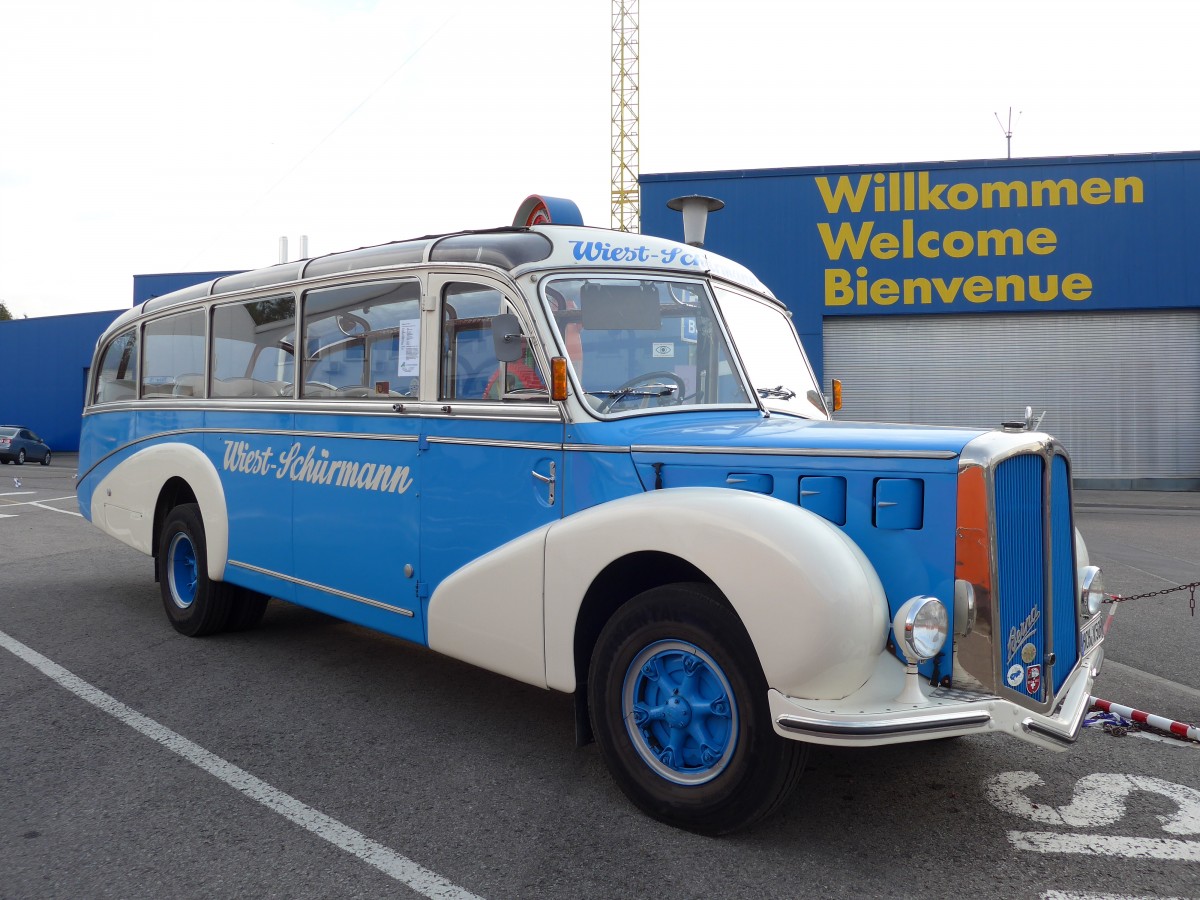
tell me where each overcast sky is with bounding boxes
[1,0,1195,319]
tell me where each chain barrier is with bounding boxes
[1104,580,1199,616]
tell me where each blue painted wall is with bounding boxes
[1,310,123,451]
[1,271,240,452]
[641,151,1200,382]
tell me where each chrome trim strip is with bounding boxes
[564,443,632,454]
[228,560,415,617]
[776,709,991,738]
[1021,717,1079,746]
[426,436,563,452]
[85,399,563,422]
[631,444,958,460]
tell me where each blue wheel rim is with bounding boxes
[622,640,738,785]
[167,532,199,609]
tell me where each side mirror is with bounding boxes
[491,313,526,362]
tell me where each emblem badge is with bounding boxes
[1021,642,1037,664]
[1026,664,1042,695]
[1006,663,1024,688]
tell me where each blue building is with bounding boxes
[1,272,236,452]
[642,151,1200,489]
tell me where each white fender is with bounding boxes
[91,443,229,580]
[1074,527,1090,571]
[543,488,889,700]
[427,525,551,689]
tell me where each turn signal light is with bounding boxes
[551,357,569,401]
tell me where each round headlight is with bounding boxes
[1080,566,1104,617]
[892,596,949,662]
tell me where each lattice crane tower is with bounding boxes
[611,1,639,232]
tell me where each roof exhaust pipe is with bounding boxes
[667,195,724,248]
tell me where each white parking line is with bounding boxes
[0,495,82,517]
[1043,891,1191,900]
[0,491,36,497]
[1014,831,1200,861]
[0,628,484,900]
[28,501,82,517]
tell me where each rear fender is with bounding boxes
[91,443,229,579]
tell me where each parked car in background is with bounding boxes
[0,426,51,465]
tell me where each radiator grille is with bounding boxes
[994,452,1078,702]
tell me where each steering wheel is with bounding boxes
[597,371,686,413]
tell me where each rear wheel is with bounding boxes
[588,583,807,834]
[157,503,233,636]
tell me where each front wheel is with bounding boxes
[40,451,51,466]
[15,449,24,465]
[157,503,233,636]
[588,583,806,834]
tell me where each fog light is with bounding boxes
[893,596,948,662]
[1080,566,1104,617]
[953,579,977,636]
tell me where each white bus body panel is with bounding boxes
[90,443,230,580]
[540,488,889,699]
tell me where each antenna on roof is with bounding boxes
[994,107,1021,159]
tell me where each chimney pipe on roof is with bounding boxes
[666,195,725,248]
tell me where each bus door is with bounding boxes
[417,275,564,613]
[289,278,425,643]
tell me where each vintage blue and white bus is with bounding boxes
[78,195,1108,834]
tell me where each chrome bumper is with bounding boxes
[770,640,1106,752]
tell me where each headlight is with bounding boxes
[1080,566,1104,617]
[892,596,948,661]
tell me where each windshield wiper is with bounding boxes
[757,385,796,400]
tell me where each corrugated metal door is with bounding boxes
[823,311,1200,482]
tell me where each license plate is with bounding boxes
[1080,613,1105,655]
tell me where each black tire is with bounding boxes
[157,503,234,637]
[40,451,51,466]
[588,583,807,834]
[225,587,270,631]
[15,449,25,465]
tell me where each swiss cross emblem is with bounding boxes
[1025,665,1042,695]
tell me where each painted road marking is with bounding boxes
[988,771,1200,833]
[0,513,17,519]
[0,495,81,516]
[0,491,36,497]
[0,628,484,900]
[28,501,82,517]
[1015,831,1200,861]
[1043,892,1190,899]
[988,771,1200,863]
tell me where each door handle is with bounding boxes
[532,461,556,505]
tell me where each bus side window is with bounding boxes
[142,310,205,398]
[212,295,296,398]
[301,280,421,399]
[439,283,545,401]
[93,328,139,404]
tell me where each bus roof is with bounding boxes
[112,224,773,335]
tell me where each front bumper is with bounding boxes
[770,638,1106,752]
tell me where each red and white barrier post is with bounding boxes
[1089,696,1200,743]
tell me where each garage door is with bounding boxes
[823,310,1200,484]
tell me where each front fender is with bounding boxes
[91,442,229,580]
[544,488,889,700]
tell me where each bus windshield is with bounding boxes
[543,276,754,415]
